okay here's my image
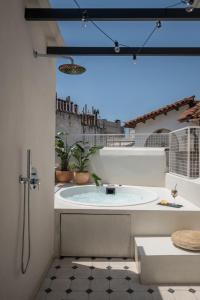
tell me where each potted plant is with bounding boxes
[55,132,74,183]
[91,173,102,187]
[71,142,102,185]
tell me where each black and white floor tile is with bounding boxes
[35,257,200,300]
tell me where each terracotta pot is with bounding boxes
[73,171,90,185]
[55,170,73,183]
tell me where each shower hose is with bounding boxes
[21,179,31,274]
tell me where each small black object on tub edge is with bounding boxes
[106,187,116,195]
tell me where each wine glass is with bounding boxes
[171,184,178,203]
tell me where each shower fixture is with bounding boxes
[19,149,40,274]
[33,50,86,75]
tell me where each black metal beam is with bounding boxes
[47,47,200,56]
[25,8,200,21]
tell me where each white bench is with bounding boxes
[134,236,200,284]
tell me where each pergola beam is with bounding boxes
[47,47,200,56]
[25,8,200,21]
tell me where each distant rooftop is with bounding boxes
[124,96,196,128]
[178,102,200,122]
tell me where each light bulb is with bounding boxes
[114,41,120,53]
[185,5,194,12]
[81,10,88,28]
[81,19,87,28]
[156,20,162,29]
[184,0,194,12]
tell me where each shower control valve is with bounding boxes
[30,167,40,190]
[19,175,28,184]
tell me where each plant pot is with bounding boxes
[73,171,90,185]
[55,170,73,183]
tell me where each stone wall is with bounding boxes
[56,97,124,145]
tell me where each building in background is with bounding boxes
[56,96,124,145]
[124,96,200,147]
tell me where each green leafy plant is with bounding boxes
[71,142,102,172]
[55,132,74,171]
[91,173,102,186]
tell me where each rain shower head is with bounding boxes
[33,50,86,75]
[58,62,86,75]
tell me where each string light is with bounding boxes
[186,6,194,12]
[72,0,186,64]
[73,0,162,58]
[166,1,185,8]
[133,54,137,64]
[81,10,88,28]
[114,41,120,53]
[182,0,194,12]
[156,20,162,29]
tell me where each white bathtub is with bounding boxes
[56,184,158,207]
[54,185,200,257]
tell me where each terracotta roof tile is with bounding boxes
[124,96,195,128]
[178,102,200,122]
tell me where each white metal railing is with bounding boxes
[66,133,169,148]
[169,127,200,178]
[57,127,200,179]
[133,133,169,148]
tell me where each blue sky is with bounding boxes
[51,0,200,122]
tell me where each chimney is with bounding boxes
[66,96,70,102]
[61,100,64,112]
[70,101,74,113]
[74,104,78,114]
[115,119,121,126]
[56,96,58,111]
[63,101,66,111]
[66,96,70,112]
[58,99,62,111]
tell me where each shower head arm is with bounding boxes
[33,50,74,64]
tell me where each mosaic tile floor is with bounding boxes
[35,257,200,300]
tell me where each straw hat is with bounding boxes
[171,230,200,251]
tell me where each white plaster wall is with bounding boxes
[165,173,200,208]
[0,1,59,299]
[90,148,166,187]
[135,106,192,134]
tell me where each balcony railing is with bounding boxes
[169,127,200,178]
[58,127,200,179]
[65,133,169,148]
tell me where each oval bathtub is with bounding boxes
[56,185,158,207]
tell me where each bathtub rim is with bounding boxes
[56,184,160,207]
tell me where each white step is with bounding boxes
[134,236,200,284]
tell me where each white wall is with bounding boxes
[0,1,60,299]
[90,148,166,187]
[166,173,200,208]
[135,105,192,134]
